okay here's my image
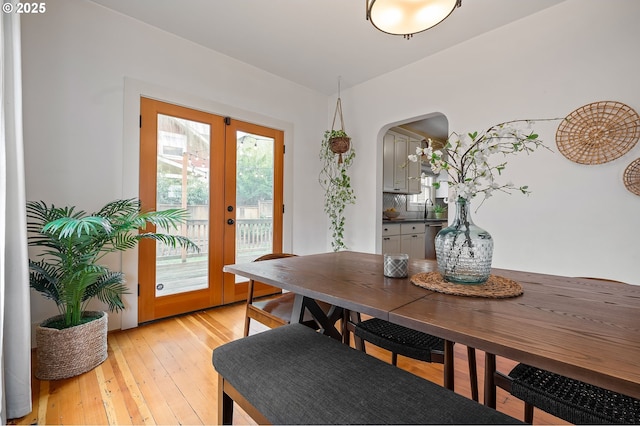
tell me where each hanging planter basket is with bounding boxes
[328,97,351,163]
[329,136,351,156]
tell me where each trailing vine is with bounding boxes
[319,130,356,251]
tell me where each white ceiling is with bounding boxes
[89,0,564,95]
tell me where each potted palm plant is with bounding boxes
[27,198,199,380]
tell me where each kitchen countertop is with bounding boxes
[382,217,448,224]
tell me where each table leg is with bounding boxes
[292,295,342,340]
[292,294,305,323]
[327,305,344,326]
[484,353,497,408]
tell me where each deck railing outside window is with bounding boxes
[156,218,272,259]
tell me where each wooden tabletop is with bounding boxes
[224,251,435,320]
[223,251,640,400]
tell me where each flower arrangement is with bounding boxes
[408,119,556,206]
[408,118,560,283]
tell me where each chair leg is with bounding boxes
[355,335,366,352]
[484,353,497,408]
[243,316,251,337]
[243,280,255,337]
[524,402,534,424]
[391,352,398,366]
[341,309,350,345]
[443,340,455,392]
[351,312,366,352]
[467,347,479,402]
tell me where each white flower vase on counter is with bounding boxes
[435,198,493,284]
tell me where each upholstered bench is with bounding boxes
[212,323,522,425]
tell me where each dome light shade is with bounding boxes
[366,0,461,39]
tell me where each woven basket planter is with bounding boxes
[329,136,350,154]
[35,311,108,380]
[329,136,351,163]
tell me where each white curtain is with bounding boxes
[0,4,32,423]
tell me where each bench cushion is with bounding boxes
[213,323,522,425]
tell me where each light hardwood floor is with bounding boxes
[10,301,567,425]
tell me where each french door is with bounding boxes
[138,98,284,323]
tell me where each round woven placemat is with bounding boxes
[556,101,640,165]
[623,158,640,196]
[411,272,523,299]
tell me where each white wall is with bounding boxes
[341,0,640,284]
[21,0,330,330]
[21,0,640,333]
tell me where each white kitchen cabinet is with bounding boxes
[381,222,425,259]
[383,130,422,194]
[400,223,425,259]
[381,223,401,254]
[382,234,401,254]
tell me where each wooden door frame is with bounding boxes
[138,97,285,323]
[121,81,294,330]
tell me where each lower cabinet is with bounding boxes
[382,222,425,259]
[382,234,401,254]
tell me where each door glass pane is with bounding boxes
[235,131,274,268]
[155,114,210,296]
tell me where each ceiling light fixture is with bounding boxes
[366,0,461,39]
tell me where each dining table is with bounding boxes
[222,251,640,407]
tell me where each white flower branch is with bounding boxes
[408,118,563,209]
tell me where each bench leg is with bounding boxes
[218,374,272,425]
[219,376,234,425]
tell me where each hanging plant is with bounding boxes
[327,97,351,163]
[327,129,351,161]
[319,128,356,252]
[319,82,356,251]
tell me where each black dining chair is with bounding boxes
[349,314,479,402]
[493,277,640,424]
[494,363,640,424]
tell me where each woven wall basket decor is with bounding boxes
[623,158,640,196]
[556,101,640,165]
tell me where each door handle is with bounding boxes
[227,219,235,225]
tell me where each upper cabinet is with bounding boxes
[383,129,421,194]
